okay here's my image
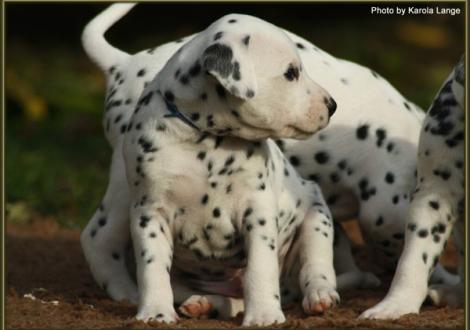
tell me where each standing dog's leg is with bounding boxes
[361,59,464,319]
[361,191,459,318]
[81,139,138,303]
[298,192,340,315]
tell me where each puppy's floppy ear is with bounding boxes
[202,42,257,100]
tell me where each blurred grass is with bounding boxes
[5,4,464,228]
[6,42,109,228]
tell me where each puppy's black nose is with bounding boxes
[326,97,337,117]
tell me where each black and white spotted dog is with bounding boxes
[361,57,465,319]
[80,3,460,322]
[83,4,340,326]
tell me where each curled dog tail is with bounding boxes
[82,3,136,72]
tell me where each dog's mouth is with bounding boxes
[231,114,317,140]
[286,125,316,139]
[234,120,315,140]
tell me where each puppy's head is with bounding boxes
[158,14,336,140]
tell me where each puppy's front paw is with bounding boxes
[242,304,285,326]
[136,305,178,323]
[303,286,339,315]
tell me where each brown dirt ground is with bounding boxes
[5,219,464,329]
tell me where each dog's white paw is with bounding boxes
[106,281,139,304]
[179,295,213,318]
[359,296,419,320]
[428,283,464,307]
[302,286,340,315]
[136,304,178,323]
[242,304,285,326]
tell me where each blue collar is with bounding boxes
[163,99,200,131]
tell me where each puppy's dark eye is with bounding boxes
[284,64,299,81]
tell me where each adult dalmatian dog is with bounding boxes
[361,58,465,319]
[80,3,460,323]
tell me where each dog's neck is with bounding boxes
[161,95,201,131]
[149,66,247,135]
[143,87,236,148]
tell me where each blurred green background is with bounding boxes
[5,2,465,229]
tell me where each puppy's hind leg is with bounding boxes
[81,140,138,303]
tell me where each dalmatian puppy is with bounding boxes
[360,58,465,319]
[80,3,459,316]
[83,4,340,326]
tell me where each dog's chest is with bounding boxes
[167,169,250,278]
[143,133,310,278]
[151,139,256,264]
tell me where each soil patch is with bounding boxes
[5,219,464,329]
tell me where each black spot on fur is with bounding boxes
[385,172,395,184]
[190,113,200,121]
[189,62,202,77]
[284,64,300,81]
[356,124,369,140]
[214,31,224,41]
[98,217,107,227]
[242,35,250,46]
[289,156,300,167]
[376,129,386,147]
[422,253,428,264]
[314,151,329,164]
[215,84,226,98]
[429,200,440,210]
[418,229,428,238]
[375,216,384,226]
[164,91,174,102]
